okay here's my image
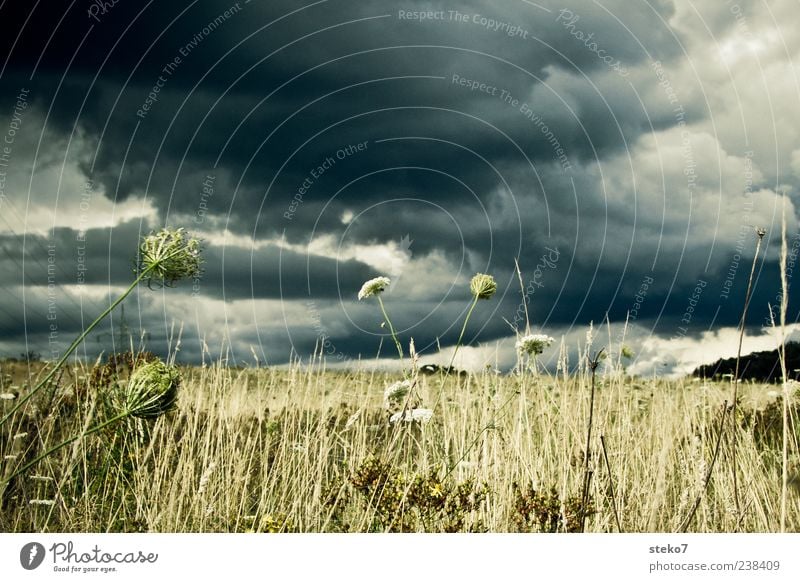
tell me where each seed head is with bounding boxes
[516,333,555,356]
[358,276,390,300]
[470,273,497,300]
[138,228,202,287]
[121,360,180,419]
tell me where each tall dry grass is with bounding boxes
[1,358,797,532]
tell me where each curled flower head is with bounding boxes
[383,379,412,410]
[358,276,390,300]
[139,227,202,287]
[121,360,180,419]
[470,273,497,300]
[516,333,555,356]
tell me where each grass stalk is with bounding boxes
[778,204,789,533]
[731,227,766,514]
[581,349,603,532]
[600,435,623,533]
[679,401,729,533]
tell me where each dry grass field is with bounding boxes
[1,356,798,533]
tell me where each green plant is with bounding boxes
[0,228,201,429]
[349,456,488,532]
[511,482,593,533]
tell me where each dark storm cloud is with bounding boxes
[1,0,690,229]
[1,0,796,366]
[0,219,379,300]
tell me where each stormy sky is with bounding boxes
[1,0,799,376]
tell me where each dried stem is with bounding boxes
[600,435,623,533]
[680,401,729,533]
[778,204,789,533]
[581,349,604,532]
[731,227,765,514]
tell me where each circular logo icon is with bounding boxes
[20,542,46,570]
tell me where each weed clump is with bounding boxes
[511,482,594,533]
[348,456,488,532]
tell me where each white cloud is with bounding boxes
[629,324,800,378]
[0,108,157,236]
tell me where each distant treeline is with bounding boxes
[692,342,800,382]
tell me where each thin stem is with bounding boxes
[1,410,132,486]
[448,295,479,372]
[514,258,530,334]
[430,295,480,413]
[679,401,729,533]
[600,435,623,533]
[779,207,789,533]
[441,389,519,481]
[581,349,603,533]
[376,295,403,361]
[0,269,150,427]
[731,229,764,515]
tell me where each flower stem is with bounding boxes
[448,295,479,371]
[377,295,403,360]
[1,410,132,486]
[0,240,192,429]
[0,269,151,428]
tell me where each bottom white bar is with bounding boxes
[1,533,798,581]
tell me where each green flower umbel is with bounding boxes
[470,273,497,300]
[121,360,181,419]
[139,227,202,286]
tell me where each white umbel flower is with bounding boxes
[358,276,390,300]
[383,379,413,410]
[516,334,555,355]
[389,408,433,424]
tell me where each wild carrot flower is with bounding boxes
[358,276,403,359]
[516,334,555,356]
[139,227,202,287]
[389,408,433,424]
[441,273,498,380]
[358,276,390,300]
[384,379,413,410]
[120,360,180,419]
[470,273,497,300]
